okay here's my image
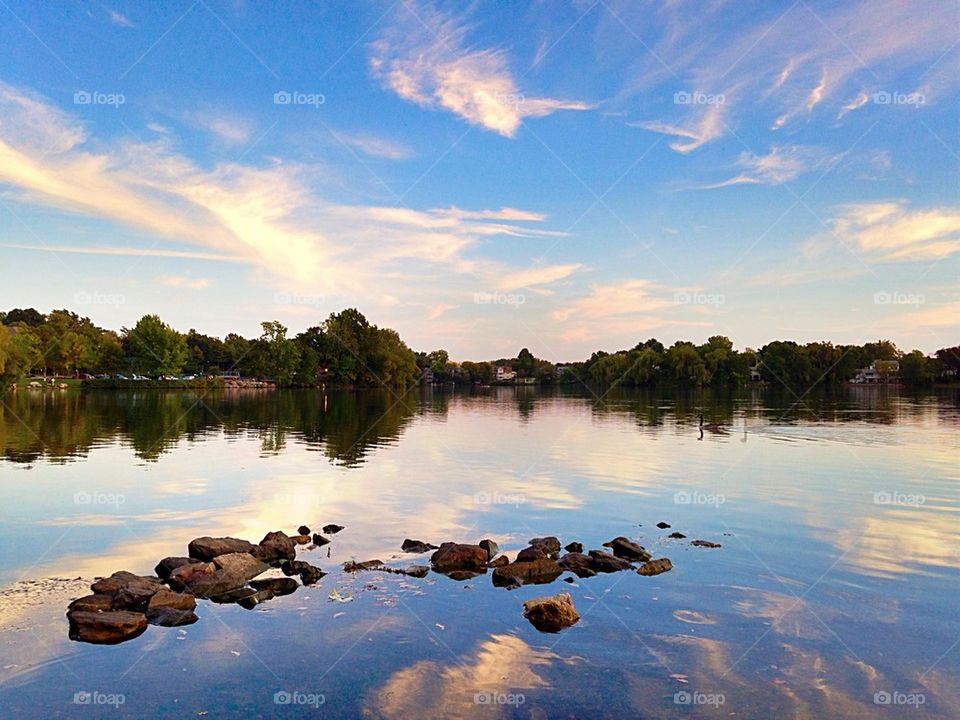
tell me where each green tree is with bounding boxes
[124,315,189,376]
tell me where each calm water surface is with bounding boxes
[0,387,958,719]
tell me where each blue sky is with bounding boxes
[0,0,957,359]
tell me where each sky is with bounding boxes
[0,0,957,360]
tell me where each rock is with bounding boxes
[167,561,258,599]
[401,539,437,553]
[403,565,430,578]
[250,578,299,596]
[447,570,485,581]
[322,524,344,534]
[68,594,113,613]
[68,609,148,644]
[213,552,269,582]
[187,536,255,561]
[343,559,385,572]
[637,558,673,576]
[516,546,548,562]
[312,533,331,547]
[587,550,634,573]
[208,587,258,604]
[529,537,561,555]
[478,539,499,561]
[492,558,562,587]
[292,534,311,545]
[154,556,194,580]
[430,543,489,573]
[488,556,510,568]
[147,588,196,612]
[564,576,576,584]
[522,592,580,632]
[238,589,277,609]
[282,560,325,585]
[90,571,163,611]
[251,531,297,564]
[557,553,597,578]
[668,532,687,539]
[297,525,311,535]
[146,607,198,627]
[564,542,583,554]
[691,540,721,548]
[602,537,651,562]
[656,522,671,529]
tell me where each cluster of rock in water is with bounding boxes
[67,522,720,641]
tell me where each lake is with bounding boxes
[0,386,958,719]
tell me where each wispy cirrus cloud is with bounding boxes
[551,279,673,342]
[370,1,592,137]
[700,144,839,189]
[632,103,725,154]
[333,131,414,160]
[157,275,211,289]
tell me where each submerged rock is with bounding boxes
[430,543,488,573]
[691,540,721,548]
[637,558,673,576]
[187,536,255,561]
[668,532,687,539]
[68,609,148,644]
[343,559,385,572]
[557,553,597,578]
[656,522,671,529]
[602,537,651,562]
[322,524,345,534]
[154,556,194,580]
[90,571,163,611]
[208,587,258,604]
[401,539,438,553]
[238,589,277,609]
[282,560,326,585]
[403,565,430,579]
[522,592,580,632]
[447,569,485,581]
[587,550,634,573]
[491,558,562,587]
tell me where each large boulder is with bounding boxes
[68,594,113,613]
[602,537,651,562]
[522,592,580,632]
[68,609,148,644]
[167,560,263,599]
[187,536,255,561]
[312,533,330,547]
[430,543,488,573]
[90,571,163,611]
[587,550,634,573]
[516,546,549,562]
[564,542,583,554]
[491,558,562,587]
[529,537,561,555]
[637,558,673,576]
[147,588,196,612]
[213,552,269,582]
[558,553,598,578]
[154,556,194,580]
[251,531,297,563]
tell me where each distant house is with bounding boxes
[555,364,572,377]
[749,365,762,382]
[852,360,900,384]
[495,365,516,381]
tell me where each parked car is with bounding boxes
[115,374,128,380]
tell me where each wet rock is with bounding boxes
[557,553,598,578]
[488,556,509,568]
[522,592,580,632]
[251,531,297,564]
[637,558,673,576]
[564,542,583,554]
[292,534,311,545]
[668,532,687,539]
[602,537,651,562]
[656,522,671,529]
[516,546,548,562]
[492,558,562,587]
[322,524,345,534]
[68,609,148,644]
[403,565,430,579]
[281,560,325,585]
[430,543,488,573]
[146,607,198,627]
[343,559,385,572]
[68,594,113,613]
[155,556,194,580]
[564,576,576,584]
[212,552,269,583]
[297,525,311,536]
[187,536,255,561]
[447,569,485,581]
[208,587,258,604]
[312,533,331,547]
[90,571,163,611]
[587,550,634,573]
[401,539,437,553]
[238,589,277,609]
[250,578,299,596]
[167,561,259,599]
[529,537,561,555]
[691,540,721,548]
[478,539,499,561]
[147,588,196,613]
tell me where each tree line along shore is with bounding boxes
[1,306,957,391]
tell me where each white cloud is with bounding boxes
[551,279,672,341]
[822,200,960,261]
[157,275,211,289]
[370,2,591,137]
[333,132,414,160]
[701,145,838,188]
[634,103,724,154]
[108,9,135,28]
